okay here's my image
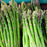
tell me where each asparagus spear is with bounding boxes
[36,19,45,47]
[0,15,5,47]
[23,11,29,47]
[0,38,4,47]
[2,22,8,47]
[22,15,28,47]
[1,15,7,47]
[9,1,18,47]
[7,6,17,47]
[0,23,4,47]
[23,11,36,47]
[32,11,42,47]
[22,17,26,47]
[21,2,26,47]
[1,5,14,47]
[0,21,4,43]
[21,2,36,47]
[1,12,11,47]
[11,0,15,17]
[27,9,35,40]
[21,2,29,47]
[25,17,36,47]
[35,12,45,47]
[45,10,47,34]
[31,1,34,12]
[15,3,20,47]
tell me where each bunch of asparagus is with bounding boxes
[0,0,20,47]
[0,0,47,47]
[21,2,47,47]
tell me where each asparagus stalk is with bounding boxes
[1,1,7,6]
[9,1,18,47]
[22,12,26,47]
[1,12,10,47]
[11,0,15,17]
[31,1,34,12]
[45,16,47,34]
[2,5,14,47]
[0,23,4,47]
[22,15,28,47]
[21,2,36,47]
[22,17,26,47]
[2,22,8,47]
[45,11,47,34]
[32,11,42,47]
[0,17,5,47]
[21,2,26,47]
[21,2,27,47]
[1,15,8,47]
[7,6,17,47]
[15,3,20,47]
[35,14,45,47]
[0,38,4,47]
[21,2,29,47]
[23,11,29,47]
[27,9,35,40]
[11,0,14,7]
[35,7,46,44]
[0,21,4,43]
[23,11,36,47]
[24,17,36,47]
[39,10,46,47]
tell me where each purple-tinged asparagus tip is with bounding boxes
[38,13,41,18]
[3,40,5,43]
[0,29,1,31]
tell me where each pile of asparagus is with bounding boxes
[21,2,47,47]
[0,1,20,47]
[0,0,47,47]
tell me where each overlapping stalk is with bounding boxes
[21,2,27,47]
[7,6,17,47]
[37,13,45,47]
[23,12,29,47]
[1,1,20,47]
[1,12,10,47]
[22,14,26,47]
[0,38,4,47]
[32,11,43,47]
[33,11,45,47]
[1,4,14,47]
[15,3,20,47]
[45,10,47,34]
[27,9,35,40]
[2,22,8,47]
[0,22,4,45]
[11,0,15,17]
[0,23,4,47]
[21,2,36,47]
[23,11,37,47]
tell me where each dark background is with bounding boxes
[40,4,47,9]
[0,4,47,9]
[0,4,1,7]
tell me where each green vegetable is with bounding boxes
[1,12,10,47]
[27,9,35,41]
[0,23,4,47]
[7,6,17,47]
[2,6,14,47]
[32,11,42,47]
[15,3,20,47]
